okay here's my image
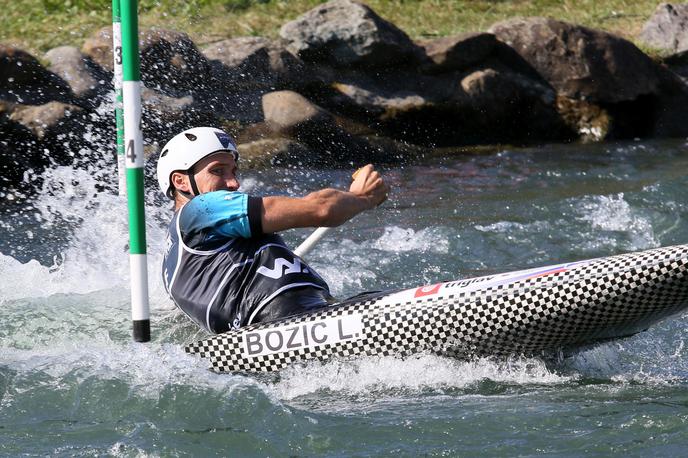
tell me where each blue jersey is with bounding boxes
[162,190,331,333]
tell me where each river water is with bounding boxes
[1,137,688,456]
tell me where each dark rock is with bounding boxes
[6,100,107,167]
[661,49,688,81]
[0,45,74,105]
[640,3,688,53]
[419,32,499,73]
[139,28,212,97]
[280,0,426,69]
[0,101,43,189]
[140,87,221,147]
[312,67,456,124]
[489,17,661,103]
[44,46,112,106]
[83,27,212,97]
[449,68,574,144]
[652,68,688,137]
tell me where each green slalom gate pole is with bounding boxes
[120,0,150,342]
[112,0,126,196]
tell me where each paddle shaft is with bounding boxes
[294,226,332,258]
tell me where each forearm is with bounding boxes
[261,189,371,233]
[305,188,371,227]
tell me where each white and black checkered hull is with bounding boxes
[185,244,688,373]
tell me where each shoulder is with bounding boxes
[179,190,259,240]
[187,190,248,211]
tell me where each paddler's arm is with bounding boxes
[260,164,389,233]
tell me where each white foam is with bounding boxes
[271,354,573,401]
[0,160,176,302]
[475,220,550,234]
[577,193,658,250]
[1,334,260,399]
[370,226,449,254]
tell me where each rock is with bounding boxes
[82,26,116,71]
[237,137,312,167]
[489,17,661,103]
[262,90,334,133]
[6,100,102,167]
[332,81,435,120]
[9,101,84,140]
[651,69,688,137]
[261,90,390,164]
[140,87,220,147]
[419,32,498,73]
[555,96,611,142]
[83,27,212,96]
[662,49,688,81]
[640,3,688,53]
[0,102,43,189]
[44,46,111,103]
[451,68,574,144]
[280,0,426,69]
[0,45,74,105]
[203,37,315,91]
[139,28,212,96]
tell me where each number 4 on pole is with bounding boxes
[126,139,137,164]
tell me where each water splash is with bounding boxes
[576,193,658,251]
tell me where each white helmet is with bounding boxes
[157,126,239,199]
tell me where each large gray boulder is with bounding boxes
[489,17,661,103]
[640,3,688,53]
[279,0,426,69]
[0,45,74,105]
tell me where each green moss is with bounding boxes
[0,0,661,57]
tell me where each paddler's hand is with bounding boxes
[349,164,389,209]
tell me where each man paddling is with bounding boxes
[157,126,389,333]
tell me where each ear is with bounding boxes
[171,171,190,193]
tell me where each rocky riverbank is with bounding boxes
[2,0,688,192]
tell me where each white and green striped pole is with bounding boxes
[112,0,126,196]
[120,0,150,342]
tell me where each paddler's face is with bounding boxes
[172,152,239,196]
[194,152,240,193]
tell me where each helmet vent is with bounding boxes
[185,133,197,141]
[160,149,168,157]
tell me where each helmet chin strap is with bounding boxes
[178,166,201,199]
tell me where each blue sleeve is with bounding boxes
[179,191,253,243]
